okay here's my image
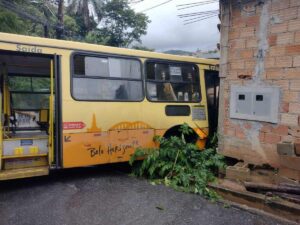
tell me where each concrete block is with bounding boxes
[279,155,300,171]
[277,141,295,156]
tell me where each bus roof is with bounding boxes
[0,32,218,65]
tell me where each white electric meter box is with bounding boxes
[230,85,280,123]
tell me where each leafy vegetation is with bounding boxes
[0,0,150,47]
[129,124,226,200]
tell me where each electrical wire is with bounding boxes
[177,0,218,10]
[178,10,219,18]
[139,0,173,12]
[177,0,217,7]
[183,14,217,25]
[183,12,218,22]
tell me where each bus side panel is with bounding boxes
[62,125,156,168]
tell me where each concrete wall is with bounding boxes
[218,0,300,167]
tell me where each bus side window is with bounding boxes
[72,54,143,101]
[146,62,201,102]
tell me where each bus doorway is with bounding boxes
[204,70,219,136]
[0,51,57,179]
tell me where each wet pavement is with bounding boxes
[0,164,289,225]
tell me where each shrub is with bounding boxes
[129,124,226,200]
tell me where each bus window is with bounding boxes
[146,62,201,102]
[72,54,143,101]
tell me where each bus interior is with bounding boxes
[0,51,55,171]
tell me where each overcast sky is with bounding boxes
[131,0,220,52]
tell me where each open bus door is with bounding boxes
[204,70,220,137]
[0,52,60,180]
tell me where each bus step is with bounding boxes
[0,166,49,181]
[2,154,48,170]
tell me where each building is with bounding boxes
[218,0,300,180]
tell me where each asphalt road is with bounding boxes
[0,164,289,225]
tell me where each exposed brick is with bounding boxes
[268,35,277,46]
[277,32,295,45]
[224,127,236,136]
[266,69,283,79]
[228,49,240,60]
[290,80,300,91]
[272,125,289,135]
[269,46,286,56]
[276,7,298,21]
[229,28,240,40]
[282,135,295,142]
[295,31,300,43]
[244,15,260,27]
[284,67,300,79]
[289,127,300,138]
[235,127,246,139]
[240,27,255,38]
[271,0,290,11]
[283,91,300,102]
[264,133,281,144]
[286,45,300,55]
[261,124,273,132]
[272,80,290,89]
[240,49,254,59]
[245,59,256,70]
[227,70,238,79]
[275,56,293,67]
[230,39,246,49]
[281,113,298,125]
[265,57,275,69]
[288,19,300,31]
[290,0,300,7]
[270,22,288,34]
[293,55,300,67]
[246,38,258,48]
[280,102,289,113]
[231,61,245,70]
[259,131,265,142]
[289,102,300,113]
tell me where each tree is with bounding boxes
[0,8,27,34]
[0,0,150,48]
[66,0,103,34]
[131,45,154,52]
[85,0,149,47]
[57,0,64,39]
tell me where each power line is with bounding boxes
[177,0,218,10]
[177,0,218,7]
[183,12,218,22]
[140,0,173,12]
[184,14,217,25]
[129,0,144,5]
[178,10,219,18]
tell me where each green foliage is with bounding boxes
[0,0,150,47]
[85,0,150,47]
[131,45,154,52]
[0,8,27,34]
[130,124,226,200]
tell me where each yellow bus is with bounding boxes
[0,32,219,181]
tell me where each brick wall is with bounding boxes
[219,0,300,167]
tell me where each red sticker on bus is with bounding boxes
[63,122,86,130]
